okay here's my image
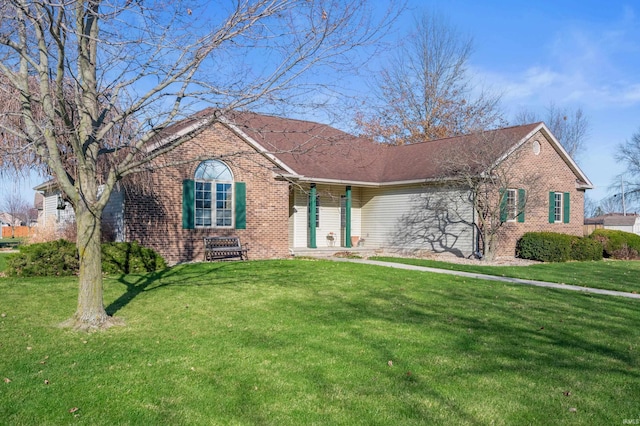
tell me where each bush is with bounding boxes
[7,239,79,277]
[570,237,603,261]
[6,240,166,277]
[516,232,572,262]
[590,229,640,259]
[516,232,603,262]
[102,242,167,274]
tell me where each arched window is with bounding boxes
[195,160,233,227]
[182,160,246,229]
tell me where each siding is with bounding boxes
[102,186,125,241]
[290,184,362,248]
[361,184,475,256]
[39,187,123,239]
[41,191,74,227]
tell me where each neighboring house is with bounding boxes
[585,213,640,235]
[1,213,12,226]
[34,180,124,238]
[35,110,592,264]
[0,212,21,227]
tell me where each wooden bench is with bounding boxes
[203,236,249,261]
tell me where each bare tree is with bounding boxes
[1,191,30,238]
[514,103,589,159]
[584,194,599,218]
[597,195,624,214]
[615,128,640,208]
[0,0,396,330]
[437,131,542,261]
[354,12,503,144]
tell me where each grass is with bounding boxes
[372,256,640,294]
[1,259,639,425]
[0,252,10,272]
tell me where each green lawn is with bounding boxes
[0,253,9,272]
[372,256,640,294]
[1,259,639,425]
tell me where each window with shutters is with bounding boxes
[194,160,234,228]
[549,191,570,224]
[554,192,563,223]
[506,189,517,222]
[500,188,526,223]
[182,160,246,229]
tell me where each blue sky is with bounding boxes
[404,0,639,205]
[2,1,639,209]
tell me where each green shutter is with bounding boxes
[563,192,570,223]
[517,188,526,223]
[499,189,507,222]
[235,182,246,229]
[548,192,555,223]
[182,180,195,229]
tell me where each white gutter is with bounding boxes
[145,119,209,153]
[278,174,459,188]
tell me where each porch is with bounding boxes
[290,246,381,258]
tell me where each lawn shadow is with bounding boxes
[105,262,235,315]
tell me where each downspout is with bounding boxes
[472,188,483,259]
[345,186,352,248]
[472,192,476,256]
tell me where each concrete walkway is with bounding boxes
[330,258,640,300]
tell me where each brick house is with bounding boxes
[36,110,592,263]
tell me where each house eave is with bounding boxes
[576,182,593,190]
[277,174,459,188]
[33,180,58,192]
[145,119,210,153]
[488,123,594,190]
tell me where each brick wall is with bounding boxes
[124,123,291,264]
[494,130,586,257]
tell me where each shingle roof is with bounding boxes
[223,111,542,183]
[585,214,640,226]
[152,109,590,187]
[605,215,639,226]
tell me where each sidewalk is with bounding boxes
[330,258,640,300]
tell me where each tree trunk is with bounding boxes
[483,231,497,262]
[66,205,111,330]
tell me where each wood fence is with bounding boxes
[583,224,604,236]
[1,226,32,238]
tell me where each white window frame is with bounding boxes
[553,192,563,223]
[194,160,234,229]
[506,189,517,222]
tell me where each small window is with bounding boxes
[501,188,525,223]
[532,140,541,155]
[549,191,570,224]
[554,192,563,223]
[506,189,517,222]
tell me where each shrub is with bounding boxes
[6,239,79,277]
[102,242,167,274]
[590,229,640,259]
[516,232,603,262]
[570,237,603,261]
[6,240,166,277]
